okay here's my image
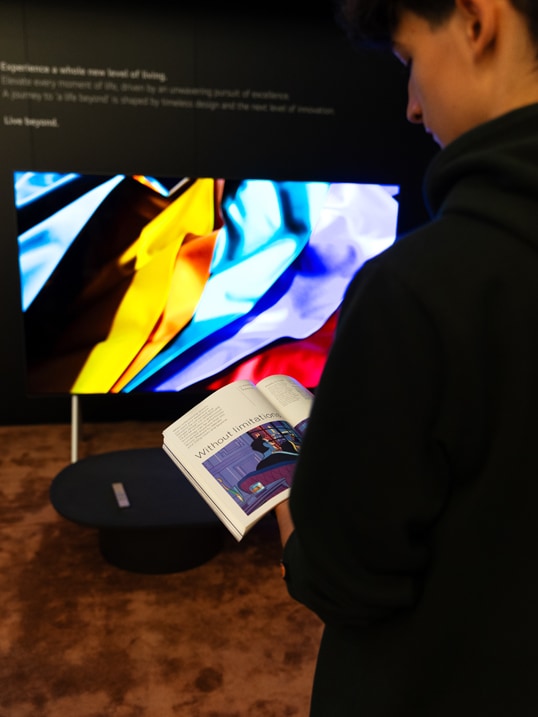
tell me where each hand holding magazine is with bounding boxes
[162,374,313,540]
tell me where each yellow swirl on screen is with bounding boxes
[71,178,217,393]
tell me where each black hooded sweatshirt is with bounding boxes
[282,103,538,716]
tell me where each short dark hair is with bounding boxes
[335,0,538,49]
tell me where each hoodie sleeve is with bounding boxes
[281,258,451,627]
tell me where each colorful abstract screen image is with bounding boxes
[14,171,399,395]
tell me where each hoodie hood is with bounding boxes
[424,103,538,251]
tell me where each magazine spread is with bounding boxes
[162,374,314,540]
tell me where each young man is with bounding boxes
[275,0,538,714]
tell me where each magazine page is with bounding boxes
[162,380,304,539]
[162,444,249,540]
[255,374,314,438]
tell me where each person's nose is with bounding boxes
[406,82,423,125]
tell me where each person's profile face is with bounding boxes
[391,8,480,148]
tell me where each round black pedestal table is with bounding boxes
[50,447,227,573]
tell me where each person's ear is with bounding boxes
[455,0,499,59]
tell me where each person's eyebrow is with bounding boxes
[391,42,408,64]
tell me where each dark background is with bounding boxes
[0,0,437,425]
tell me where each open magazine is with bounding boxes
[162,374,313,540]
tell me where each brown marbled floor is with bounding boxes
[0,421,322,717]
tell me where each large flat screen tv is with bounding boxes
[14,170,400,396]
